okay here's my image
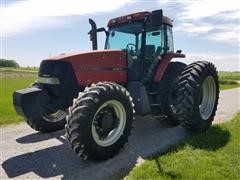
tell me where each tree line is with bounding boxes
[0,59,20,68]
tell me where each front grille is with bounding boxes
[39,60,79,98]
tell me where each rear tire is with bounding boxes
[157,62,186,125]
[175,61,219,132]
[65,82,134,161]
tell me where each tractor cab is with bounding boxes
[89,10,175,81]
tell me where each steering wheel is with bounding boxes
[126,43,136,55]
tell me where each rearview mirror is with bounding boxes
[151,9,163,27]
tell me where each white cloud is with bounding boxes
[160,0,240,44]
[208,31,239,44]
[178,53,240,71]
[180,0,239,20]
[0,0,133,36]
[174,22,239,43]
[174,23,214,34]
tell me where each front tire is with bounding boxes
[175,61,219,132]
[25,110,67,132]
[25,83,67,132]
[65,82,134,161]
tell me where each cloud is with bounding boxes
[159,0,240,44]
[174,22,239,43]
[174,23,214,34]
[0,0,133,37]
[179,0,239,20]
[208,31,239,44]
[175,53,240,71]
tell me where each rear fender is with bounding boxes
[153,52,185,82]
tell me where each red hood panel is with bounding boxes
[45,50,127,85]
[48,50,123,60]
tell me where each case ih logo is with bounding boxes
[76,65,92,71]
[76,66,124,72]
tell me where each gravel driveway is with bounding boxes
[1,88,239,179]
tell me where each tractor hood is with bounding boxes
[47,49,126,62]
[40,50,127,85]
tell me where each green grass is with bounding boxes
[0,67,38,73]
[219,71,240,90]
[0,70,37,125]
[220,83,240,90]
[126,113,240,180]
[218,71,240,81]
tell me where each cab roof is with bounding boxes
[107,10,173,28]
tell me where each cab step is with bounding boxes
[148,91,158,95]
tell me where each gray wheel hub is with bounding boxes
[199,76,217,120]
[43,110,67,122]
[92,100,126,147]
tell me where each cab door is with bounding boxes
[143,26,165,81]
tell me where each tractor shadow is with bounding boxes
[16,130,64,144]
[2,116,229,179]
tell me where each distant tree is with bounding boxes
[0,59,20,68]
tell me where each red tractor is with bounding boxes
[13,10,219,161]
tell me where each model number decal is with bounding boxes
[76,66,125,72]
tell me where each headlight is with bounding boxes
[38,77,60,85]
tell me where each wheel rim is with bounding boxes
[43,110,67,122]
[92,100,126,147]
[199,76,216,120]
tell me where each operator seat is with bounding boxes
[143,46,163,82]
[145,45,156,63]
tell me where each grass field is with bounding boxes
[0,67,39,72]
[0,69,37,125]
[219,71,240,81]
[0,69,239,125]
[126,113,240,179]
[220,84,240,90]
[219,71,240,90]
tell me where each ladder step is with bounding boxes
[148,92,158,95]
[153,115,166,119]
[151,103,161,106]
[153,116,167,121]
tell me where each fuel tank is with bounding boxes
[42,50,127,86]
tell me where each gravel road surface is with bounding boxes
[1,88,239,179]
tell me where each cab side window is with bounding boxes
[145,28,164,57]
[166,26,174,52]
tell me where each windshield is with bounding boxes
[105,22,143,52]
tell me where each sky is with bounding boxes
[0,0,239,71]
